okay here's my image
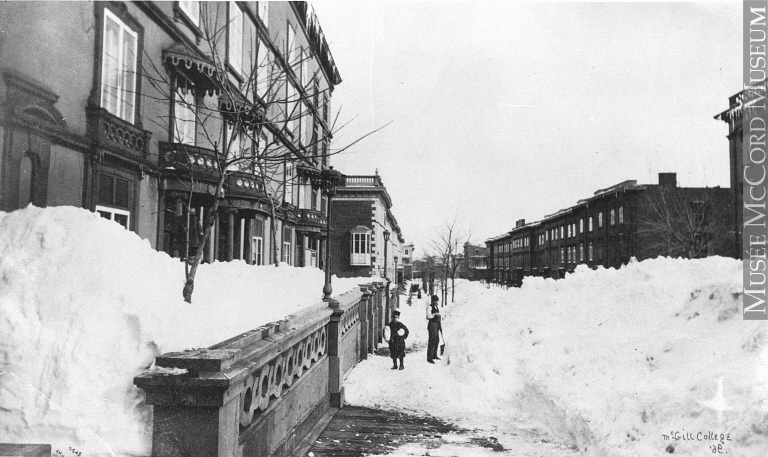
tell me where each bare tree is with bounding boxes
[140,4,386,302]
[635,186,731,260]
[430,218,471,304]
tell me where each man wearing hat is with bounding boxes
[386,310,409,370]
[426,295,442,363]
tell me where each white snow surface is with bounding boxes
[0,206,372,456]
[345,258,768,456]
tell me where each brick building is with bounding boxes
[460,242,489,280]
[329,171,404,280]
[487,173,734,283]
[0,1,341,269]
[715,82,766,259]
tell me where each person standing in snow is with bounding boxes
[426,295,442,363]
[386,310,409,370]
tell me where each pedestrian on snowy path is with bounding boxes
[426,295,442,363]
[386,310,409,370]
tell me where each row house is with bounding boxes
[487,173,734,282]
[0,1,342,269]
[329,171,405,280]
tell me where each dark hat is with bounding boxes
[431,295,439,302]
[392,310,401,317]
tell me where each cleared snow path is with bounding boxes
[342,285,579,456]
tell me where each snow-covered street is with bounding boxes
[345,260,768,456]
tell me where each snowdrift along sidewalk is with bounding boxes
[345,257,768,457]
[0,206,369,456]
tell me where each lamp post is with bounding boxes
[383,229,390,311]
[299,165,343,301]
[394,255,399,309]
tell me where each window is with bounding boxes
[256,39,273,99]
[96,172,132,229]
[258,1,269,26]
[610,208,615,226]
[598,212,603,227]
[619,205,624,224]
[286,81,296,134]
[567,225,571,238]
[101,9,138,123]
[579,243,584,262]
[589,216,593,232]
[178,1,199,26]
[284,164,294,204]
[228,1,243,75]
[251,218,264,265]
[560,226,564,239]
[174,85,196,145]
[579,219,584,234]
[96,205,130,229]
[560,247,564,265]
[287,24,297,68]
[282,225,292,264]
[589,242,594,261]
[301,48,309,88]
[351,232,372,265]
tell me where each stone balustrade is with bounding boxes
[134,280,386,457]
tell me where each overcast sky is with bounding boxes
[312,1,741,257]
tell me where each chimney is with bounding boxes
[658,173,677,188]
[516,219,526,228]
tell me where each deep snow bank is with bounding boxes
[345,257,768,456]
[0,206,368,456]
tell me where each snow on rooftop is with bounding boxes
[0,205,370,456]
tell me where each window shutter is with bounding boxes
[114,178,130,208]
[98,174,114,206]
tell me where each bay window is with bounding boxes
[350,228,372,266]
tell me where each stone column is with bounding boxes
[227,211,235,262]
[326,298,345,408]
[358,285,372,360]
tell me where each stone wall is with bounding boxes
[134,280,386,457]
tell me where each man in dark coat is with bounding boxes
[426,295,442,363]
[386,311,409,370]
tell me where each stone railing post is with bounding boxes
[358,285,372,360]
[326,298,345,408]
[368,284,378,354]
[135,350,241,457]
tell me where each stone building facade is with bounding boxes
[0,1,341,269]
